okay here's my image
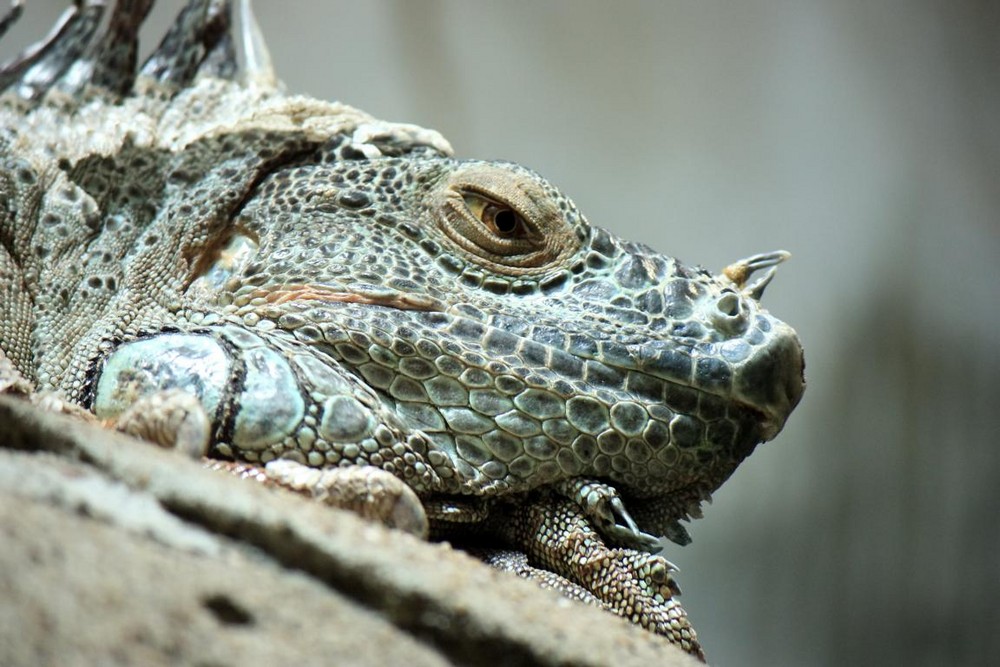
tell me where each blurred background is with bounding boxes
[7,2,999,665]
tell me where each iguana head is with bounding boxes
[189,154,805,501]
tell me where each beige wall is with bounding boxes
[7,2,998,664]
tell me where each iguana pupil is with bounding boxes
[486,205,520,236]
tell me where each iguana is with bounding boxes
[0,1,804,660]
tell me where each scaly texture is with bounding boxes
[0,2,804,660]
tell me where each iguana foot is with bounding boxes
[555,478,662,553]
[492,493,704,661]
[107,389,212,459]
[207,458,429,538]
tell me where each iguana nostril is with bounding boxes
[717,293,740,317]
[711,292,747,334]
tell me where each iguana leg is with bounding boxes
[203,458,429,539]
[554,477,662,552]
[491,493,704,661]
[263,459,428,537]
[69,328,436,537]
[100,375,430,538]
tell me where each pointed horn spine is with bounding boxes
[139,0,231,86]
[15,1,105,101]
[89,0,155,95]
[0,2,101,97]
[238,0,277,90]
[0,1,24,43]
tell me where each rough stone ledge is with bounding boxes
[0,395,700,667]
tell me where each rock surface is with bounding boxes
[0,396,700,666]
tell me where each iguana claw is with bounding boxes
[556,478,663,553]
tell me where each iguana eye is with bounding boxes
[437,163,582,275]
[463,196,527,239]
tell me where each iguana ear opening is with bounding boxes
[435,163,581,276]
